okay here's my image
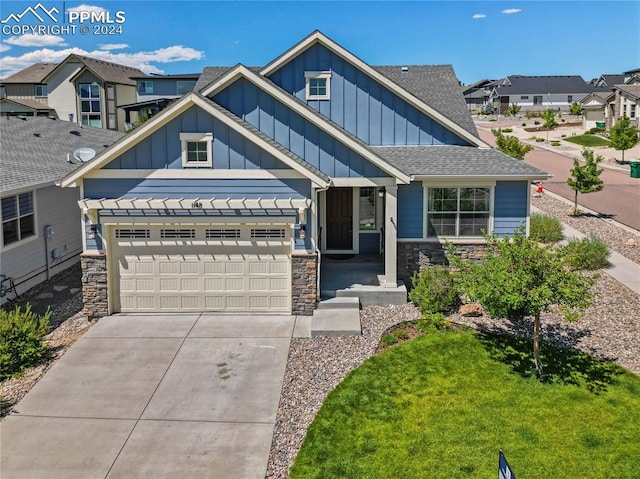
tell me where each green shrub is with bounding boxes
[536,137,545,142]
[534,120,540,125]
[529,213,563,243]
[522,122,526,127]
[502,127,513,133]
[0,305,51,379]
[551,141,561,146]
[409,266,459,314]
[561,237,610,270]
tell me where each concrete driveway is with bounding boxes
[1,313,297,479]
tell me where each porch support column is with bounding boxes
[384,185,398,287]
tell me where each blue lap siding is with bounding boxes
[493,181,528,236]
[266,43,471,147]
[397,182,424,238]
[83,178,310,200]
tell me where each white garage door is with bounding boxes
[111,225,291,312]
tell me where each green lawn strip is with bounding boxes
[290,331,640,479]
[563,134,611,147]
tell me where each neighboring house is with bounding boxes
[59,31,549,318]
[612,84,640,129]
[579,91,614,130]
[2,55,144,131]
[0,63,58,117]
[462,79,495,111]
[120,73,200,128]
[590,73,627,88]
[581,70,640,130]
[488,75,596,113]
[0,117,124,304]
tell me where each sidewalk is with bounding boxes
[532,206,640,296]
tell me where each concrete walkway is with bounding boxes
[1,313,299,479]
[560,221,640,296]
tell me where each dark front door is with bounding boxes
[326,188,353,250]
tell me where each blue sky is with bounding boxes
[1,1,638,84]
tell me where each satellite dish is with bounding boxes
[73,147,96,163]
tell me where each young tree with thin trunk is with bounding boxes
[492,129,533,160]
[542,109,558,129]
[448,230,593,377]
[567,149,604,215]
[609,115,639,163]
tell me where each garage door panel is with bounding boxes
[113,226,292,313]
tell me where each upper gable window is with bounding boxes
[79,83,101,128]
[305,71,331,100]
[180,133,213,168]
[138,81,153,94]
[34,84,47,97]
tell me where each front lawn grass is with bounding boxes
[563,134,611,147]
[290,330,640,479]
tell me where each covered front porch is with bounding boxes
[313,184,407,307]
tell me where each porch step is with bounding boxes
[335,281,408,307]
[311,307,361,337]
[316,296,360,310]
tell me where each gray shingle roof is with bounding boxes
[373,65,478,137]
[370,145,550,178]
[1,63,57,84]
[194,66,262,93]
[0,98,51,110]
[1,117,124,193]
[616,84,640,100]
[495,75,596,95]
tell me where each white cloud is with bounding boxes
[4,34,68,47]
[0,44,10,53]
[0,45,205,78]
[98,43,129,51]
[66,4,107,14]
[472,14,486,19]
[502,8,522,15]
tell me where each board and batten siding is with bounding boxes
[397,182,424,238]
[267,43,470,147]
[493,181,528,236]
[214,79,388,178]
[103,105,290,170]
[1,185,82,303]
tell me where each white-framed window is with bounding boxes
[426,187,490,238]
[520,95,529,100]
[359,187,376,231]
[180,132,213,167]
[79,83,101,128]
[138,81,153,94]
[533,96,543,105]
[176,80,196,95]
[1,192,35,247]
[567,95,573,103]
[304,71,331,100]
[34,84,47,97]
[631,104,636,119]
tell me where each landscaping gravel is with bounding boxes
[266,190,640,478]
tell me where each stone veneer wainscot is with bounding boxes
[81,254,108,319]
[291,253,318,315]
[397,242,486,287]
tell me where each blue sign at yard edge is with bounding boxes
[499,449,516,479]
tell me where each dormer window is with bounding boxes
[138,81,153,94]
[305,71,331,100]
[180,133,213,168]
[34,84,47,97]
